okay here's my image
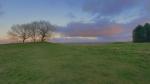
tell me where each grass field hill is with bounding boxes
[0,43,150,84]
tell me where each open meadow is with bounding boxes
[0,43,150,84]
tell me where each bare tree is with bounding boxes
[32,21,55,42]
[8,24,30,43]
[28,22,39,42]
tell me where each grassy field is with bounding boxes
[0,43,150,84]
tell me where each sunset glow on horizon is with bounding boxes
[0,0,150,43]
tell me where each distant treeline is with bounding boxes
[133,23,150,42]
[8,21,56,43]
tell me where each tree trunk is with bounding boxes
[41,37,45,42]
[41,35,46,42]
[33,38,36,43]
[23,39,25,43]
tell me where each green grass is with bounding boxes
[0,42,150,84]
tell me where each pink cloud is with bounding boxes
[61,22,124,37]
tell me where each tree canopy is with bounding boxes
[133,23,150,42]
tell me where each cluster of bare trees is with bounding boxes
[8,21,56,43]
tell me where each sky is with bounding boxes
[0,0,150,43]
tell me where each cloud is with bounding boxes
[50,36,98,43]
[83,0,140,15]
[66,12,76,19]
[52,0,150,43]
[82,0,150,23]
[60,21,124,37]
[83,0,140,16]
